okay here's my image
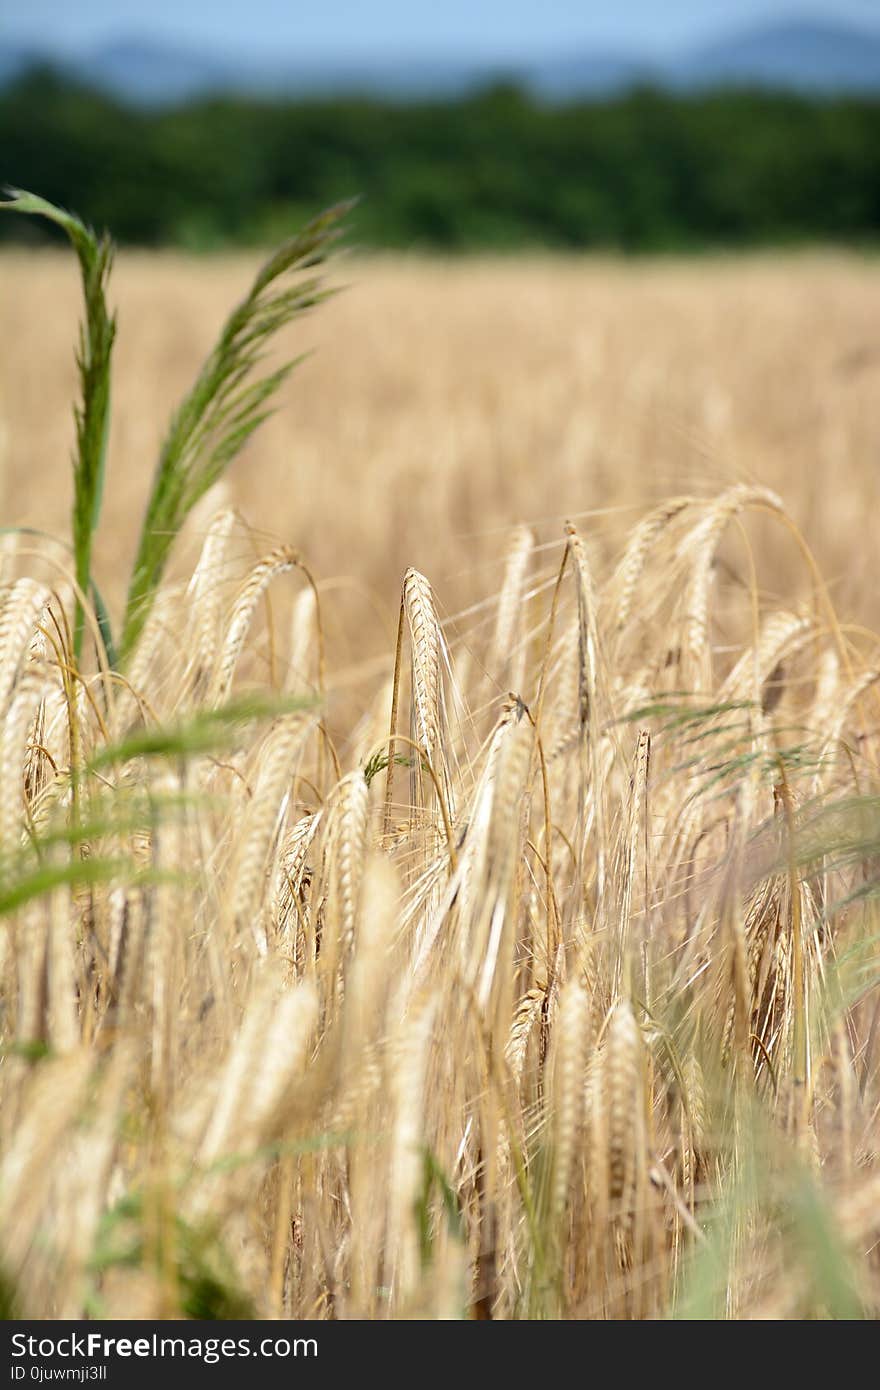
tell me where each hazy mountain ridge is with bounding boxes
[3,17,880,103]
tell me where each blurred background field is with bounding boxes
[3,3,880,656]
[2,247,880,664]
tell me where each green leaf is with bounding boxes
[2,188,116,664]
[120,200,353,662]
[86,692,317,772]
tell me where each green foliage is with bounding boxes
[0,857,152,918]
[91,1192,255,1320]
[673,1138,867,1319]
[121,202,349,658]
[0,1263,19,1320]
[0,695,314,915]
[2,73,880,251]
[86,692,317,771]
[416,1147,465,1272]
[0,183,346,670]
[0,188,115,660]
[362,748,412,787]
[0,525,119,667]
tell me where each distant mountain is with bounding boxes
[522,51,652,102]
[71,38,245,104]
[525,18,880,100]
[3,16,880,104]
[669,20,880,93]
[0,34,499,103]
[0,41,42,86]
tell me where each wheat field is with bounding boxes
[0,249,879,1319]
[4,251,880,621]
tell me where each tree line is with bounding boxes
[3,68,880,251]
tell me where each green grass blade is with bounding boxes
[86,692,317,772]
[120,200,353,664]
[1,188,116,664]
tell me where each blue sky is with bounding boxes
[4,1,880,60]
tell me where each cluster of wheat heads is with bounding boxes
[0,482,879,1320]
